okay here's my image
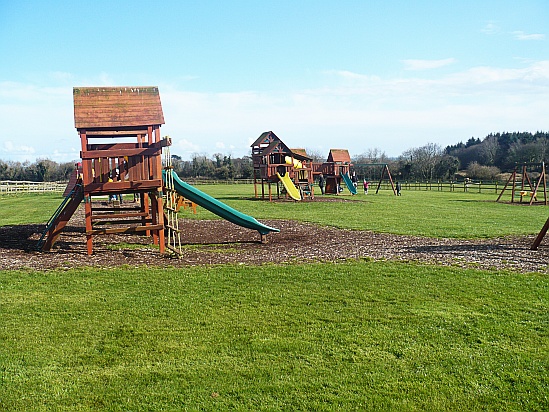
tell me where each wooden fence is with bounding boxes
[0,179,502,195]
[378,180,501,194]
[0,181,67,194]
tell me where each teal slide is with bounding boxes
[341,172,358,195]
[163,170,279,235]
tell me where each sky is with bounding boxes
[1,0,548,163]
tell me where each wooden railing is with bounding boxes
[0,181,67,194]
[376,180,501,193]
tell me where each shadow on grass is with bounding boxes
[0,224,84,252]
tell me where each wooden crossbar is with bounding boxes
[91,212,149,221]
[93,218,153,226]
[87,224,163,236]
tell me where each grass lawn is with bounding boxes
[1,185,546,238]
[1,261,547,411]
[0,193,64,226]
[1,187,548,410]
[187,183,547,238]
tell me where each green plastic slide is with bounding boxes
[341,172,358,195]
[163,170,279,235]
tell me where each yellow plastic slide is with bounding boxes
[276,172,302,201]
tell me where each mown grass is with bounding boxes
[187,184,547,238]
[0,193,63,225]
[1,261,547,411]
[1,187,548,410]
[1,186,546,238]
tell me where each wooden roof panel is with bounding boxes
[327,149,351,163]
[290,148,312,161]
[250,131,280,147]
[74,86,165,129]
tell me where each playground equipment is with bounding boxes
[496,162,547,205]
[39,86,168,255]
[277,172,302,200]
[251,131,314,201]
[341,172,358,195]
[311,149,354,194]
[353,163,397,195]
[163,147,183,255]
[39,86,278,255]
[166,170,278,242]
[531,216,549,250]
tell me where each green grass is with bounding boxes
[0,193,64,225]
[1,261,547,411]
[1,188,548,410]
[186,184,547,238]
[2,186,546,238]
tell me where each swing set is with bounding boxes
[496,162,547,206]
[354,163,397,195]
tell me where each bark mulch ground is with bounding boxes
[1,204,548,273]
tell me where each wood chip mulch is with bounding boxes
[1,204,548,273]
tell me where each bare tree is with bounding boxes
[480,135,499,166]
[304,148,325,163]
[402,143,444,180]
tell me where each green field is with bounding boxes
[2,185,546,238]
[1,187,548,410]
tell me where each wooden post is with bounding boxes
[156,191,165,254]
[543,163,547,205]
[531,216,549,250]
[254,176,258,198]
[85,195,93,255]
[151,193,159,246]
[496,170,516,202]
[143,193,150,237]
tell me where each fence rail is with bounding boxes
[0,181,68,194]
[0,179,504,195]
[376,180,501,193]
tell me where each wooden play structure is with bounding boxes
[37,87,279,255]
[251,131,314,201]
[312,149,353,194]
[353,163,397,195]
[39,86,170,255]
[496,162,547,205]
[251,132,397,198]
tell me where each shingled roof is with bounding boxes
[327,149,351,164]
[290,148,312,161]
[73,86,165,129]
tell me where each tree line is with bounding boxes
[2,131,548,182]
[0,154,254,182]
[355,131,549,182]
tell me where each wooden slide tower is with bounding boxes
[40,86,170,255]
[251,131,314,200]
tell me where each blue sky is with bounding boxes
[1,0,548,162]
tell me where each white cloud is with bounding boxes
[0,141,36,155]
[324,70,382,82]
[2,61,549,162]
[172,138,201,155]
[512,31,545,41]
[482,22,501,35]
[402,58,456,71]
